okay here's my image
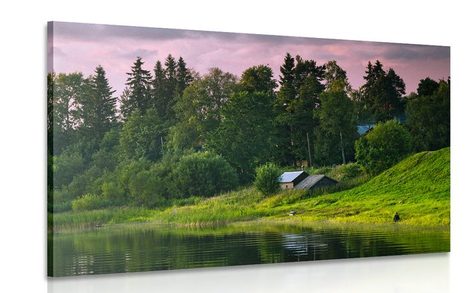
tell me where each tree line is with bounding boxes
[47,53,450,211]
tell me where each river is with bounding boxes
[48,223,449,277]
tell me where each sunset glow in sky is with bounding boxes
[48,22,450,96]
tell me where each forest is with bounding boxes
[47,53,450,214]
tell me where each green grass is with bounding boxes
[51,148,450,231]
[273,147,450,226]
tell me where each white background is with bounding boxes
[1,0,465,292]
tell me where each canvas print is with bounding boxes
[47,21,450,277]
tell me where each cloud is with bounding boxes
[114,48,159,60]
[382,44,450,60]
[51,21,192,42]
[50,22,450,95]
[52,46,67,58]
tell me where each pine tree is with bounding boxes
[277,53,296,107]
[81,65,117,139]
[123,57,152,116]
[360,60,405,122]
[274,53,325,166]
[154,54,178,127]
[152,60,167,117]
[119,87,131,121]
[164,54,177,100]
[274,53,296,165]
[176,56,192,97]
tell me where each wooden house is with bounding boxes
[278,171,338,191]
[278,171,309,190]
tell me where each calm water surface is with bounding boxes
[48,223,449,277]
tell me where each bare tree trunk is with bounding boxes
[306,132,312,167]
[339,130,346,164]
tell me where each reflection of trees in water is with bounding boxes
[50,226,450,277]
[282,233,328,261]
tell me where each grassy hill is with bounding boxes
[52,148,450,231]
[267,147,450,225]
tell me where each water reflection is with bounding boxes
[49,224,450,277]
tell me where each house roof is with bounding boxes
[357,124,374,135]
[278,171,306,183]
[294,175,337,190]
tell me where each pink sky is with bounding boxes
[48,21,450,96]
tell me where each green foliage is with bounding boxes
[90,128,121,171]
[52,149,85,188]
[330,163,365,181]
[315,84,357,165]
[417,77,440,96]
[240,65,277,95]
[355,120,413,175]
[50,72,87,154]
[254,163,281,195]
[151,54,191,128]
[55,148,450,230]
[324,60,351,92]
[170,68,238,151]
[114,159,152,196]
[274,54,325,165]
[207,90,277,183]
[176,56,193,95]
[49,53,450,233]
[311,162,365,182]
[119,109,163,161]
[128,169,166,207]
[66,166,104,200]
[406,79,450,151]
[121,57,152,118]
[171,152,238,198]
[78,65,117,140]
[359,60,405,122]
[49,189,72,212]
[125,159,175,207]
[101,180,126,204]
[71,194,111,211]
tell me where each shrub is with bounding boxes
[355,120,413,175]
[52,149,85,188]
[329,163,364,181]
[128,169,166,207]
[66,166,103,200]
[119,109,164,161]
[255,163,281,196]
[48,188,72,213]
[171,152,238,198]
[71,194,111,211]
[101,180,126,205]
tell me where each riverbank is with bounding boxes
[50,148,450,233]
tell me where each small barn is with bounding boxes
[278,171,338,191]
[294,174,338,190]
[278,171,309,190]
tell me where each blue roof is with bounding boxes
[278,171,305,183]
[357,124,373,135]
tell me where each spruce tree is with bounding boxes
[360,60,405,122]
[88,65,117,138]
[123,57,152,116]
[164,54,177,100]
[277,53,296,107]
[176,56,192,97]
[274,53,325,166]
[274,53,296,165]
[152,60,167,117]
